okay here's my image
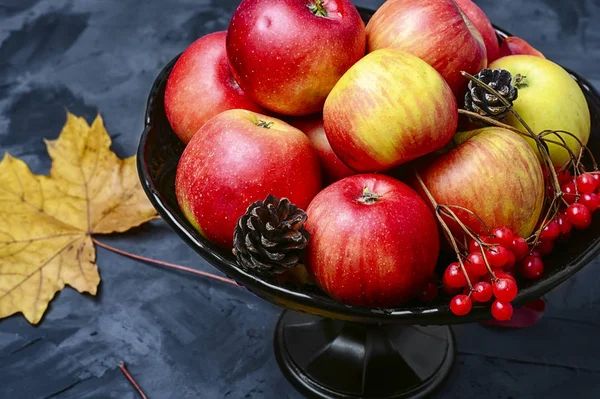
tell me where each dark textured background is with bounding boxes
[1,0,600,398]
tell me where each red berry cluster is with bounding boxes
[417,166,599,322]
[558,170,600,228]
[440,226,525,321]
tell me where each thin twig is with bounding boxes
[92,237,239,286]
[458,109,528,136]
[414,172,474,290]
[118,361,148,399]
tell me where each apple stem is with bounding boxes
[309,0,328,17]
[358,186,381,205]
[513,73,528,88]
[256,120,274,129]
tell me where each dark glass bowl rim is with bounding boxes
[137,8,600,325]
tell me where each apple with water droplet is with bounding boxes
[175,110,322,248]
[164,31,265,144]
[305,174,439,307]
[226,0,366,116]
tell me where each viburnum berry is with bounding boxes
[483,269,516,285]
[555,213,572,236]
[471,281,493,303]
[494,270,516,284]
[466,252,488,277]
[490,226,515,249]
[555,166,572,186]
[450,294,472,316]
[493,278,518,302]
[486,246,510,268]
[536,239,554,256]
[591,173,600,191]
[519,255,544,280]
[443,262,468,288]
[504,250,516,269]
[576,173,597,194]
[468,236,492,253]
[547,184,555,198]
[418,280,439,302]
[468,239,480,254]
[562,182,578,204]
[566,203,592,229]
[511,236,529,261]
[579,193,600,212]
[540,220,560,242]
[491,300,513,321]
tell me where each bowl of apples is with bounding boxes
[138,1,600,398]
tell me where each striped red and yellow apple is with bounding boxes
[175,110,322,248]
[453,0,500,63]
[417,127,545,239]
[323,48,458,173]
[366,0,487,96]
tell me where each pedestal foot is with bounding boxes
[274,311,455,399]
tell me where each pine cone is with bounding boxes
[464,68,518,120]
[232,194,310,275]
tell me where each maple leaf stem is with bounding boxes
[92,238,239,286]
[118,361,148,399]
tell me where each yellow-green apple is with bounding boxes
[417,127,544,239]
[490,55,590,167]
[226,0,366,116]
[291,115,355,184]
[366,0,487,96]
[323,48,458,172]
[453,0,500,63]
[164,31,265,144]
[305,174,439,307]
[499,37,545,58]
[175,110,322,248]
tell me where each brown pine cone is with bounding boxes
[232,194,310,275]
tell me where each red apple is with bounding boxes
[453,0,500,63]
[164,31,265,144]
[499,36,545,58]
[323,48,458,172]
[291,115,355,184]
[417,127,544,239]
[366,0,487,96]
[226,0,366,116]
[175,110,322,248]
[305,174,439,307]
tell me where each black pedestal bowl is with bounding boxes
[137,8,600,399]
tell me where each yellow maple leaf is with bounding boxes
[0,113,157,324]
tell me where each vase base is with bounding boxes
[274,311,455,399]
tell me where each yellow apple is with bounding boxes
[489,55,590,167]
